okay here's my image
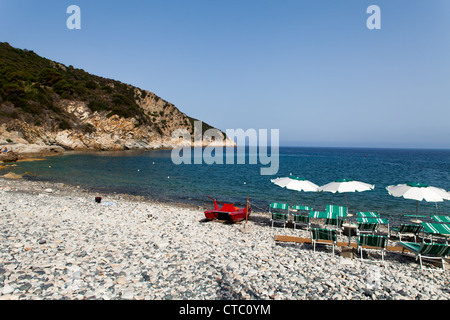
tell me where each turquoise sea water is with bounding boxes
[11,147,450,223]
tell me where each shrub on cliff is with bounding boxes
[38,68,63,86]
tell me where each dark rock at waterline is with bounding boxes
[0,151,18,163]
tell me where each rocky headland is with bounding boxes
[0,42,234,158]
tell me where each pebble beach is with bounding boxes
[1,177,449,301]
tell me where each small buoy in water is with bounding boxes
[137,169,140,172]
[244,182,246,185]
[167,176,170,178]
[49,166,51,168]
[152,162,155,165]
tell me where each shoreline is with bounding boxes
[1,149,266,213]
[0,175,207,212]
[0,177,450,300]
[2,147,449,220]
[0,146,200,207]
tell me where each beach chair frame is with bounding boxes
[421,222,450,245]
[357,217,390,236]
[400,242,450,271]
[290,205,312,230]
[357,234,388,262]
[292,213,310,230]
[269,203,290,228]
[310,228,337,256]
[269,202,289,214]
[270,212,289,229]
[324,218,344,235]
[390,224,423,242]
[357,223,378,235]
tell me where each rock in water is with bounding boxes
[2,172,23,179]
[0,151,19,163]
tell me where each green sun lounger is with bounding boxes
[290,206,312,229]
[269,202,289,213]
[326,205,347,218]
[270,212,289,228]
[357,217,390,234]
[357,223,378,235]
[309,211,342,219]
[310,228,337,256]
[291,205,312,212]
[269,203,289,228]
[325,218,344,234]
[357,217,389,224]
[431,215,450,224]
[356,212,380,218]
[399,242,450,270]
[421,222,450,244]
[309,211,328,219]
[390,224,423,242]
[357,234,388,262]
[292,213,310,230]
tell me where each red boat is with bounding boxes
[204,198,251,223]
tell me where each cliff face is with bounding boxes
[0,42,234,153]
[0,92,234,151]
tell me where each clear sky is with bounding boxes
[1,0,449,148]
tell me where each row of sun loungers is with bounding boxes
[269,202,450,270]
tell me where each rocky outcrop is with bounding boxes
[0,91,235,153]
[0,151,18,163]
[0,42,235,153]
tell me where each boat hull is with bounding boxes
[204,200,251,223]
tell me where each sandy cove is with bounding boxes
[0,177,449,300]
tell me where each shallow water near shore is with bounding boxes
[10,147,450,224]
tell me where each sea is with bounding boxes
[11,147,450,224]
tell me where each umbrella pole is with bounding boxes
[245,196,249,225]
[292,190,296,207]
[416,200,418,216]
[345,193,348,210]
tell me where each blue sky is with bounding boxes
[1,0,449,148]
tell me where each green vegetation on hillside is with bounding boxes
[0,42,151,128]
[0,42,226,142]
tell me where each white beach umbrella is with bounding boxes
[434,188,450,201]
[271,176,320,205]
[319,179,375,209]
[386,183,449,216]
[386,183,448,202]
[272,177,320,192]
